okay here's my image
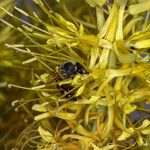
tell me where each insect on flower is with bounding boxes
[59,62,86,78]
[57,61,87,99]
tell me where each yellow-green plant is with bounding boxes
[1,0,150,149]
[0,1,35,148]
[0,0,15,102]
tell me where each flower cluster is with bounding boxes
[1,0,150,149]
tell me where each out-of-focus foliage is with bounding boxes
[0,0,35,149]
[0,0,15,18]
[0,0,150,149]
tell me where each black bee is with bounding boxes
[59,62,75,79]
[57,62,86,99]
[59,62,86,79]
